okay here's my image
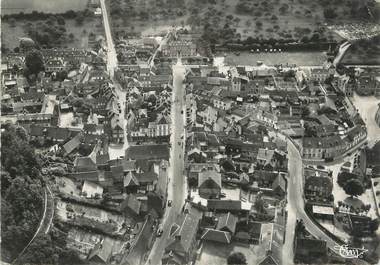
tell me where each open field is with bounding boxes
[341,37,380,65]
[108,0,377,45]
[1,0,88,15]
[1,21,26,51]
[223,51,328,66]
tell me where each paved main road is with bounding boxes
[99,0,117,78]
[99,0,129,158]
[286,140,372,265]
[333,41,351,67]
[145,59,187,265]
[286,140,341,249]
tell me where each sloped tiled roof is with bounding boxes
[198,170,221,189]
[216,212,237,234]
[88,237,113,263]
[120,194,141,216]
[272,174,286,193]
[123,160,136,172]
[96,153,110,165]
[165,212,200,255]
[201,229,231,244]
[125,144,169,160]
[74,156,97,172]
[207,200,241,211]
[63,133,82,154]
[123,171,139,187]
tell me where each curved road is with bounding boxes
[285,140,370,265]
[333,41,351,67]
[12,185,54,264]
[286,140,340,249]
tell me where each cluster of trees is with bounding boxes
[17,228,83,265]
[2,9,92,21]
[337,172,365,197]
[227,252,247,265]
[1,125,83,264]
[110,0,186,23]
[319,0,379,20]
[3,9,94,50]
[24,49,45,77]
[1,125,44,261]
[23,17,68,48]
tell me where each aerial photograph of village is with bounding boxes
[1,0,380,264]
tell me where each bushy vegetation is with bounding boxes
[1,125,44,261]
[109,0,379,50]
[227,252,247,265]
[1,125,82,264]
[2,9,96,50]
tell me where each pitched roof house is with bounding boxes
[162,212,201,265]
[216,212,238,234]
[198,170,222,199]
[88,237,113,264]
[201,229,231,244]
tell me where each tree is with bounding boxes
[75,15,84,25]
[24,49,44,77]
[9,18,16,27]
[343,179,364,197]
[56,70,68,81]
[301,106,310,117]
[188,177,198,188]
[1,124,41,176]
[18,234,57,265]
[370,219,379,232]
[310,33,320,42]
[102,193,112,204]
[56,15,66,25]
[324,8,337,19]
[221,159,235,172]
[254,195,266,214]
[337,172,358,188]
[227,252,247,265]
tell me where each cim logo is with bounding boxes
[334,245,368,259]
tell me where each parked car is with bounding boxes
[168,200,172,207]
[157,224,163,237]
